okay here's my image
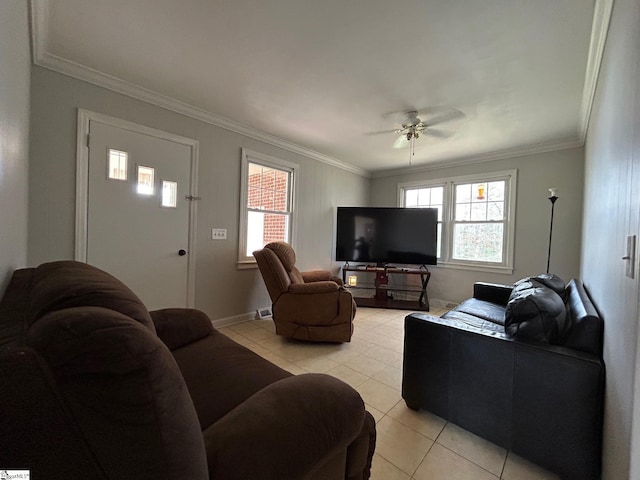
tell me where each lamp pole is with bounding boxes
[546,188,559,274]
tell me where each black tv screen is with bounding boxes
[335,207,438,266]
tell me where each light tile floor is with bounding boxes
[218,307,560,480]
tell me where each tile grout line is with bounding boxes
[220,309,556,480]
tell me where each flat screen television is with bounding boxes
[335,207,438,266]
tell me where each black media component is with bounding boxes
[335,207,438,266]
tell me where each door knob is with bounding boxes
[178,249,187,256]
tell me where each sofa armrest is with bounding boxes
[149,308,213,350]
[402,312,604,480]
[0,346,108,479]
[301,270,344,287]
[473,282,513,305]
[289,281,340,294]
[203,373,366,480]
[301,270,331,282]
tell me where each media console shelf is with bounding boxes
[342,265,431,311]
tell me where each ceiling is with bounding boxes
[31,0,611,175]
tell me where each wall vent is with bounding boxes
[256,307,273,319]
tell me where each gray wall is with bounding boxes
[582,0,640,477]
[0,0,30,295]
[28,66,369,321]
[369,147,584,303]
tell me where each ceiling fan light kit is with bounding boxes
[371,107,466,165]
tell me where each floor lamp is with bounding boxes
[546,188,559,274]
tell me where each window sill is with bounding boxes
[434,261,514,275]
[237,261,259,270]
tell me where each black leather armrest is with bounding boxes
[473,282,513,305]
[402,312,604,480]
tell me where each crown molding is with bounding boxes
[29,1,369,179]
[370,138,584,179]
[30,0,611,180]
[579,0,614,142]
[362,0,613,180]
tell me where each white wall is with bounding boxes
[0,0,30,295]
[582,0,640,478]
[28,66,369,321]
[369,147,584,303]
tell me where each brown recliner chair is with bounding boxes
[253,242,356,342]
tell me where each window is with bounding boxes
[108,149,128,180]
[161,180,178,208]
[238,149,298,266]
[400,170,516,273]
[404,184,444,257]
[137,166,155,195]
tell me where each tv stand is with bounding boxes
[342,265,431,311]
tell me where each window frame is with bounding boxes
[238,148,299,268]
[398,169,517,274]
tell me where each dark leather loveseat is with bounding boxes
[402,275,604,480]
[0,261,376,479]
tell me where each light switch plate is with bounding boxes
[625,235,636,279]
[211,228,227,240]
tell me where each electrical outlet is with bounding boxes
[211,228,227,240]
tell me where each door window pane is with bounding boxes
[108,149,128,180]
[161,180,177,207]
[137,166,155,195]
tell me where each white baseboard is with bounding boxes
[430,298,459,309]
[211,311,256,329]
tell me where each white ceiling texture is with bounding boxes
[31,0,612,176]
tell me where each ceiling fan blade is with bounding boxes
[424,128,453,139]
[420,107,465,126]
[393,135,410,149]
[365,128,403,136]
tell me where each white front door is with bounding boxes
[79,113,197,310]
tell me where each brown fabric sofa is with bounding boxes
[253,242,356,342]
[0,260,376,480]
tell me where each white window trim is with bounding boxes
[238,148,299,268]
[398,169,517,274]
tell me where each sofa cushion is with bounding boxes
[150,308,213,350]
[455,298,506,326]
[29,261,155,333]
[171,329,291,430]
[441,310,505,333]
[505,287,568,344]
[514,274,566,297]
[26,306,208,479]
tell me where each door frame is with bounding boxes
[75,109,199,307]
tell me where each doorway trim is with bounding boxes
[75,108,200,307]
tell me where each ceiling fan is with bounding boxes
[367,108,465,164]
[366,107,465,165]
